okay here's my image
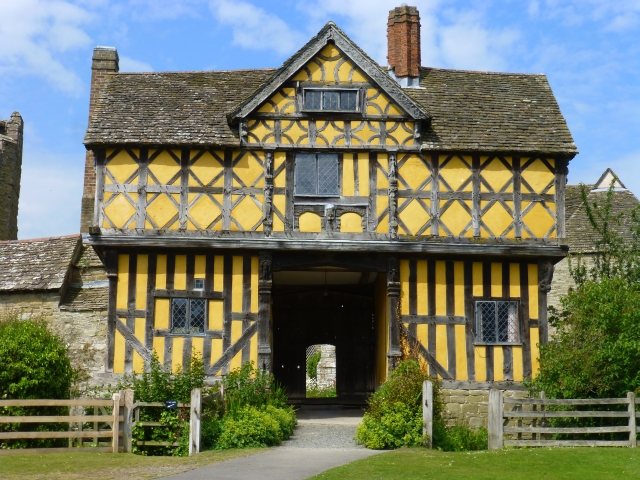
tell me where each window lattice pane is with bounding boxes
[171,298,188,334]
[295,154,317,195]
[323,91,339,110]
[190,299,206,334]
[317,154,339,195]
[477,301,496,343]
[305,91,321,110]
[340,91,357,111]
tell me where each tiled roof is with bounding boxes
[406,68,577,154]
[565,185,639,253]
[0,235,81,291]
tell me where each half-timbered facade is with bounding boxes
[83,6,576,401]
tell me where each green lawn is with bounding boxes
[0,448,267,479]
[310,448,640,479]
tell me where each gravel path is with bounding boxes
[161,408,383,480]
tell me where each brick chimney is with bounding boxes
[387,5,421,87]
[80,47,119,233]
[0,112,24,240]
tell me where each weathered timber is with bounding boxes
[105,250,118,373]
[504,426,631,434]
[401,315,466,324]
[207,322,258,375]
[503,397,629,405]
[153,290,223,300]
[505,440,629,447]
[463,261,476,380]
[258,252,272,373]
[505,411,630,418]
[387,256,401,373]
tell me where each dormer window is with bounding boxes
[303,89,358,112]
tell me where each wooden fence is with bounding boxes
[0,393,126,456]
[488,389,639,449]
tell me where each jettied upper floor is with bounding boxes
[83,20,577,258]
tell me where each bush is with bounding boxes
[264,405,296,440]
[306,382,337,398]
[432,423,488,452]
[0,315,77,449]
[306,351,321,379]
[216,406,282,449]
[221,361,288,412]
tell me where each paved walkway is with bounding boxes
[161,407,384,480]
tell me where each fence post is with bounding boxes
[422,380,433,448]
[112,393,121,453]
[120,389,134,453]
[628,392,637,448]
[189,388,202,456]
[488,389,503,450]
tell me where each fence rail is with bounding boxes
[489,389,638,449]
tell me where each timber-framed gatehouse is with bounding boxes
[81,6,577,409]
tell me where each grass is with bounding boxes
[0,448,267,479]
[306,383,337,398]
[309,447,640,479]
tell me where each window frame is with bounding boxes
[170,297,207,336]
[473,299,522,346]
[294,152,341,197]
[301,88,360,113]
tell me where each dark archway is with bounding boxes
[272,289,376,403]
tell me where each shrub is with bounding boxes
[216,406,282,449]
[306,351,321,379]
[356,401,425,449]
[264,405,297,440]
[220,361,287,412]
[432,423,488,452]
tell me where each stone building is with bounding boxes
[548,169,640,312]
[0,112,23,241]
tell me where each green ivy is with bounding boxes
[306,351,321,379]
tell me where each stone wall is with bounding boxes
[441,388,529,428]
[0,112,23,241]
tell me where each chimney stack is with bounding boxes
[387,5,421,87]
[81,47,119,233]
[0,112,23,240]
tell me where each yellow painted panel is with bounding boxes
[148,150,180,185]
[153,337,164,365]
[155,299,169,329]
[454,262,465,316]
[474,346,487,382]
[523,202,556,238]
[189,195,222,230]
[133,317,146,373]
[114,329,125,374]
[189,150,224,187]
[435,261,446,316]
[106,149,138,184]
[281,120,308,145]
[398,155,429,190]
[417,260,428,315]
[398,198,429,236]
[316,121,345,146]
[156,255,167,290]
[251,257,258,313]
[211,339,223,375]
[233,151,264,189]
[104,194,136,228]
[135,255,148,310]
[455,324,467,381]
[482,201,513,238]
[273,195,286,232]
[480,157,513,193]
[230,322,243,371]
[342,154,354,196]
[340,212,363,233]
[436,325,448,373]
[194,255,206,284]
[509,264,521,297]
[299,212,322,233]
[274,152,286,187]
[358,156,369,196]
[146,193,178,229]
[521,159,555,193]
[472,262,483,297]
[209,300,223,330]
[232,256,243,313]
[417,324,428,349]
[172,337,183,374]
[376,196,389,234]
[439,200,471,237]
[174,255,186,290]
[439,156,472,192]
[531,327,540,377]
[400,260,410,315]
[214,256,224,291]
[528,264,539,319]
[491,263,502,298]
[192,337,204,360]
[231,195,264,232]
[494,347,504,381]
[512,346,523,381]
[387,122,414,146]
[117,255,129,310]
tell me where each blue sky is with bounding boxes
[1,0,639,239]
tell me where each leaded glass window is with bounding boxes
[303,89,358,112]
[171,298,206,335]
[295,153,339,196]
[475,300,519,344]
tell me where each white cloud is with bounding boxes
[531,0,640,29]
[209,0,306,55]
[0,0,93,94]
[119,56,153,72]
[126,0,206,21]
